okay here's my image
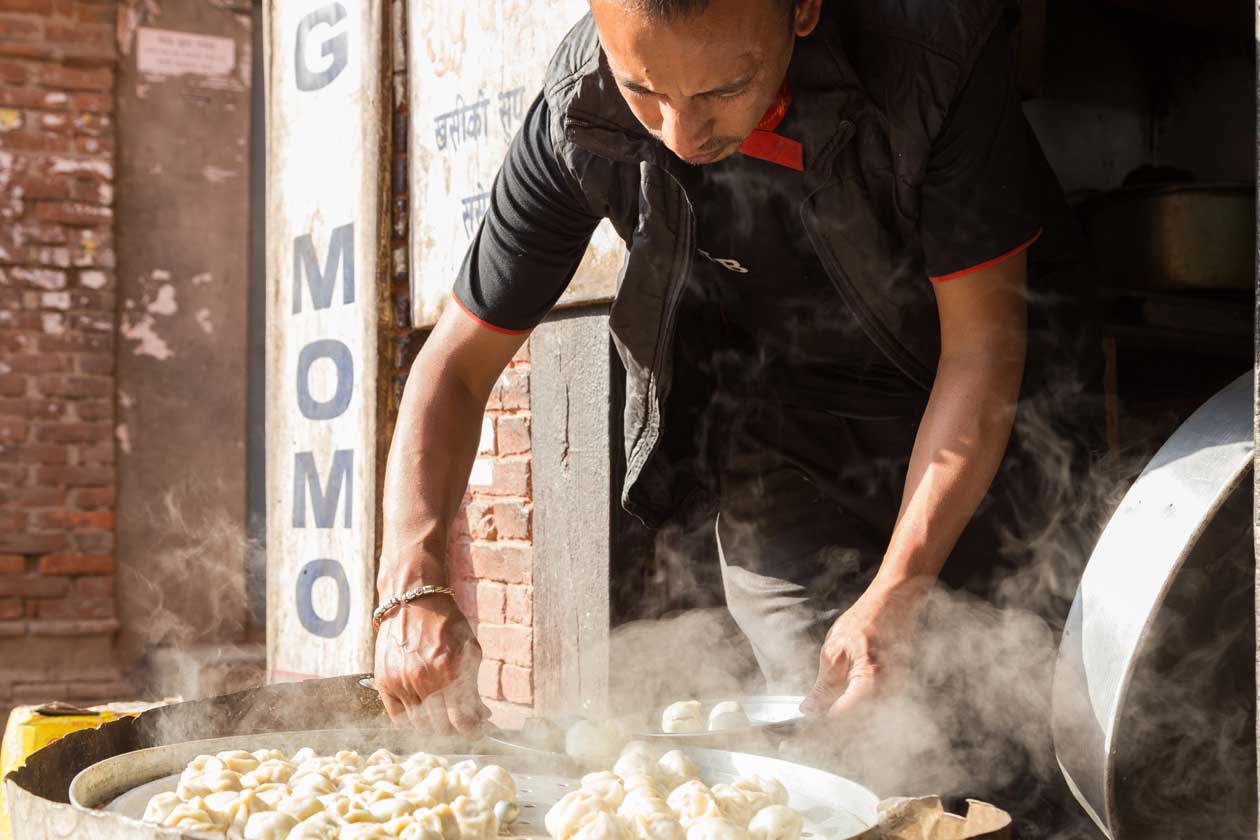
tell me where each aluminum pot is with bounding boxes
[1079,182,1254,290]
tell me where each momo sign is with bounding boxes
[265,0,385,680]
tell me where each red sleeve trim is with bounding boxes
[929,228,1044,283]
[451,293,531,335]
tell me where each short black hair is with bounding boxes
[618,0,795,23]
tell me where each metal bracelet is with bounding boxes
[372,584,455,630]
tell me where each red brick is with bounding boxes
[477,658,502,701]
[0,510,26,532]
[0,14,41,39]
[12,485,62,506]
[67,90,109,112]
[0,575,69,598]
[0,555,23,575]
[475,581,506,623]
[34,422,106,444]
[38,552,111,575]
[18,443,65,464]
[38,510,111,530]
[0,598,21,621]
[496,416,530,455]
[487,459,530,497]
[76,442,112,465]
[487,369,529,410]
[35,374,109,399]
[33,594,112,620]
[0,532,64,554]
[14,173,73,200]
[465,500,495,541]
[0,417,27,443]
[0,398,65,419]
[501,665,533,705]
[39,63,111,91]
[73,399,110,421]
[9,354,67,374]
[34,201,111,226]
[74,134,110,155]
[36,465,111,487]
[72,486,111,509]
[0,131,70,153]
[73,575,110,599]
[71,529,110,553]
[0,464,26,488]
[0,373,26,396]
[505,585,532,625]
[43,22,112,54]
[478,624,532,668]
[470,544,531,585]
[0,0,52,12]
[492,502,530,540]
[0,88,63,109]
[0,58,26,84]
[68,1,113,24]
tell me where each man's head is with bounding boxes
[590,0,822,165]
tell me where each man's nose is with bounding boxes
[659,102,713,160]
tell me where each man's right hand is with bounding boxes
[373,593,492,738]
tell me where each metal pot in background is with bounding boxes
[1079,181,1255,290]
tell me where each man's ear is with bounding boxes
[793,0,823,37]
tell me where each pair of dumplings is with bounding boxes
[661,701,751,734]
[545,742,804,840]
[142,747,518,839]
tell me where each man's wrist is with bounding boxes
[377,547,447,599]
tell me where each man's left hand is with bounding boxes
[800,576,932,717]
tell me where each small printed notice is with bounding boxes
[137,27,236,77]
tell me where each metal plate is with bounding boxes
[1051,370,1255,839]
[71,729,879,839]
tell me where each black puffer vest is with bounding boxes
[539,1,1019,526]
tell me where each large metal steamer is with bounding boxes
[1052,371,1256,839]
[5,677,880,839]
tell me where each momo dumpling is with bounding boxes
[582,771,627,809]
[470,764,517,805]
[290,747,318,765]
[667,781,721,827]
[685,817,753,840]
[451,794,499,840]
[339,773,374,796]
[142,790,180,824]
[242,758,296,787]
[546,790,609,839]
[661,701,704,734]
[275,794,323,821]
[572,811,630,840]
[243,809,298,840]
[566,719,625,765]
[162,797,217,832]
[626,812,688,840]
[403,751,449,773]
[747,805,803,840]
[341,826,393,840]
[334,749,366,769]
[253,782,288,807]
[251,747,287,763]
[367,748,398,766]
[621,773,664,798]
[368,795,416,822]
[289,772,337,797]
[730,776,788,813]
[287,812,342,840]
[215,749,261,774]
[618,789,673,821]
[199,789,242,829]
[410,766,463,805]
[448,759,480,789]
[707,702,750,732]
[407,802,462,838]
[710,785,753,826]
[613,743,660,781]
[363,762,405,785]
[656,751,700,790]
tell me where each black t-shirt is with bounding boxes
[454,26,1044,412]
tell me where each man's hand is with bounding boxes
[800,577,930,718]
[373,594,492,738]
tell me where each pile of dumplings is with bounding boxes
[141,747,519,839]
[545,742,804,840]
[661,701,751,734]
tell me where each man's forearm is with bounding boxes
[378,356,487,598]
[874,351,1023,591]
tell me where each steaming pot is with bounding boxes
[1052,371,1255,839]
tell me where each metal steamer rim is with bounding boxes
[69,728,878,839]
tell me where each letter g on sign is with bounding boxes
[295,3,348,91]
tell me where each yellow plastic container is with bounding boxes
[0,704,124,840]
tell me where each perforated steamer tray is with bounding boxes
[69,729,879,839]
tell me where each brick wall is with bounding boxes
[386,4,535,726]
[0,0,126,714]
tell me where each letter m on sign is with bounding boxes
[293,223,355,313]
[293,450,353,528]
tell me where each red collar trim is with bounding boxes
[737,82,802,171]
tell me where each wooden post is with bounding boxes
[264,0,390,680]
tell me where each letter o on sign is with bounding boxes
[296,558,351,638]
[296,339,354,420]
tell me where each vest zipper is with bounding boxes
[800,191,934,391]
